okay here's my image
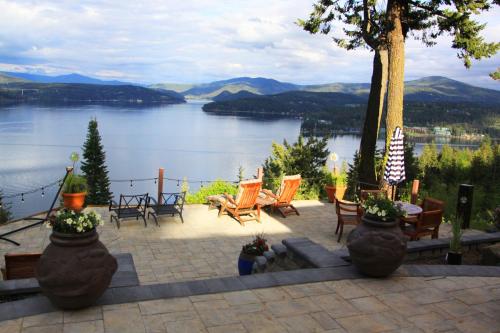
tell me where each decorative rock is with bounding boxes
[271,244,288,258]
[263,251,276,263]
[481,243,500,266]
[255,256,267,271]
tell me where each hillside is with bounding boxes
[212,90,260,102]
[0,73,29,84]
[174,76,500,105]
[0,82,185,106]
[2,72,133,86]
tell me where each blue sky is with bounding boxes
[0,0,499,89]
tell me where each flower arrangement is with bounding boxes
[241,235,269,256]
[362,195,405,222]
[47,209,104,233]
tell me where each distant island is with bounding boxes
[0,73,185,106]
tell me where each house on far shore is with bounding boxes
[433,126,452,137]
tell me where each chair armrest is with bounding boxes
[261,189,278,199]
[109,199,118,211]
[224,193,237,206]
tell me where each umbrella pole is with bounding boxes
[392,185,396,201]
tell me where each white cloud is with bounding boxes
[0,0,498,89]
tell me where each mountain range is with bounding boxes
[1,71,133,85]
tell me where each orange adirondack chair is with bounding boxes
[218,179,263,225]
[260,175,301,217]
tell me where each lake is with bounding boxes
[0,101,478,219]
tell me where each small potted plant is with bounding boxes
[446,217,463,265]
[62,152,88,211]
[324,162,348,203]
[238,235,269,276]
[36,209,117,309]
[347,195,407,277]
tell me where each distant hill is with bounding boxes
[203,91,365,116]
[181,77,299,99]
[0,82,185,106]
[150,83,195,93]
[0,73,29,84]
[2,72,134,86]
[212,90,260,102]
[172,75,500,105]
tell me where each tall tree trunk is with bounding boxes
[359,48,388,188]
[385,0,405,151]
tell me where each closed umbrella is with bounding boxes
[384,126,405,200]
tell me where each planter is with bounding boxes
[446,251,462,265]
[62,192,86,212]
[35,229,117,310]
[238,252,256,276]
[324,185,347,203]
[347,216,407,277]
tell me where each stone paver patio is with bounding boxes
[0,200,483,285]
[1,276,499,333]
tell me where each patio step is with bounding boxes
[282,238,350,268]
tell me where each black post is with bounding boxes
[456,184,474,229]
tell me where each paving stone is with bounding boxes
[264,297,321,318]
[102,306,146,333]
[197,308,240,327]
[164,318,206,333]
[138,298,193,315]
[336,313,399,332]
[278,313,325,333]
[63,306,102,323]
[282,282,334,298]
[252,287,290,302]
[451,287,496,305]
[193,299,229,311]
[223,290,260,306]
[402,287,450,305]
[237,312,286,333]
[349,296,390,313]
[160,310,199,324]
[0,319,21,333]
[406,311,457,332]
[22,324,63,333]
[22,311,63,328]
[325,279,370,299]
[433,300,481,318]
[307,294,359,318]
[207,323,247,333]
[62,320,104,333]
[375,293,434,316]
[141,314,165,333]
[310,311,341,330]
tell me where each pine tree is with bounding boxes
[81,119,112,204]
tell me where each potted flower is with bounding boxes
[347,195,407,277]
[324,163,348,203]
[62,152,88,211]
[446,217,463,265]
[35,209,117,309]
[238,235,269,275]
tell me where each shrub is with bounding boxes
[63,174,88,194]
[185,180,238,204]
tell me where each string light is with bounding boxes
[154,178,157,184]
[130,180,133,187]
[41,187,45,197]
[21,193,24,203]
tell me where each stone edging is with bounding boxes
[1,263,499,322]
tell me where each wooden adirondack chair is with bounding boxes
[260,175,301,217]
[218,179,263,226]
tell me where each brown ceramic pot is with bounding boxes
[35,229,117,309]
[347,215,407,277]
[324,185,336,203]
[62,192,86,212]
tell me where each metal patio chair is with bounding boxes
[109,193,149,229]
[147,192,186,226]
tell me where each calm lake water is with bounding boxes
[0,101,478,219]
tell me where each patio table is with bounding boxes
[395,201,422,216]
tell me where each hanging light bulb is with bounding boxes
[41,187,45,197]
[21,193,25,203]
[177,180,180,187]
[130,180,133,187]
[154,178,157,184]
[200,181,203,188]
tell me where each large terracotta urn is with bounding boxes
[347,216,407,277]
[35,229,117,309]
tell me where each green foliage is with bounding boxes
[262,135,329,199]
[418,139,500,230]
[362,195,406,222]
[238,166,245,182]
[81,119,112,204]
[241,235,269,256]
[0,192,12,224]
[185,180,237,204]
[48,209,103,233]
[345,151,361,201]
[63,174,88,194]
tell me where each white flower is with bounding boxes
[65,218,73,225]
[77,226,83,232]
[381,210,386,217]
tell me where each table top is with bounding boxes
[395,201,423,215]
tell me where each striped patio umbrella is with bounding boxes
[384,127,405,198]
